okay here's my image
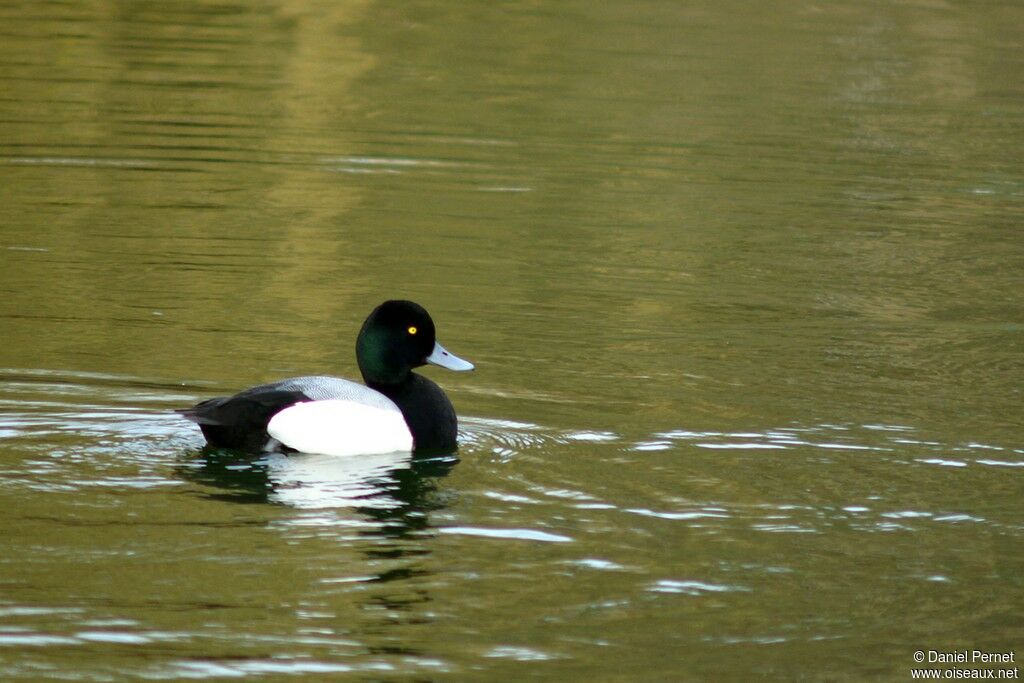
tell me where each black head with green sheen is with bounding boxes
[356,300,473,386]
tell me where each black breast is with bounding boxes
[381,374,458,452]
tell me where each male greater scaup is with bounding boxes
[178,300,473,456]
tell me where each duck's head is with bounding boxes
[356,300,474,385]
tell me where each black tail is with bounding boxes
[176,389,309,452]
[176,396,231,425]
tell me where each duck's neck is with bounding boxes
[362,373,412,398]
[356,333,409,386]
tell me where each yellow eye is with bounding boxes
[407,326,418,335]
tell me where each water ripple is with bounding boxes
[437,526,573,543]
[648,580,750,595]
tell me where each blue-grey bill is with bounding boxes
[426,342,474,371]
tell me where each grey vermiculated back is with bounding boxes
[275,376,401,412]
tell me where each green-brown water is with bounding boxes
[1,1,1022,680]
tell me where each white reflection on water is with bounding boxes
[153,654,450,678]
[264,451,412,510]
[437,526,573,543]
[165,659,359,678]
[483,645,561,661]
[625,507,729,521]
[648,580,750,595]
[0,632,80,647]
[648,427,896,452]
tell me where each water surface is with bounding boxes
[1,0,1022,680]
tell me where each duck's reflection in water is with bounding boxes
[178,448,458,660]
[266,450,416,509]
[178,447,457,534]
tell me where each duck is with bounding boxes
[178,300,474,456]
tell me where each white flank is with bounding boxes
[267,399,413,456]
